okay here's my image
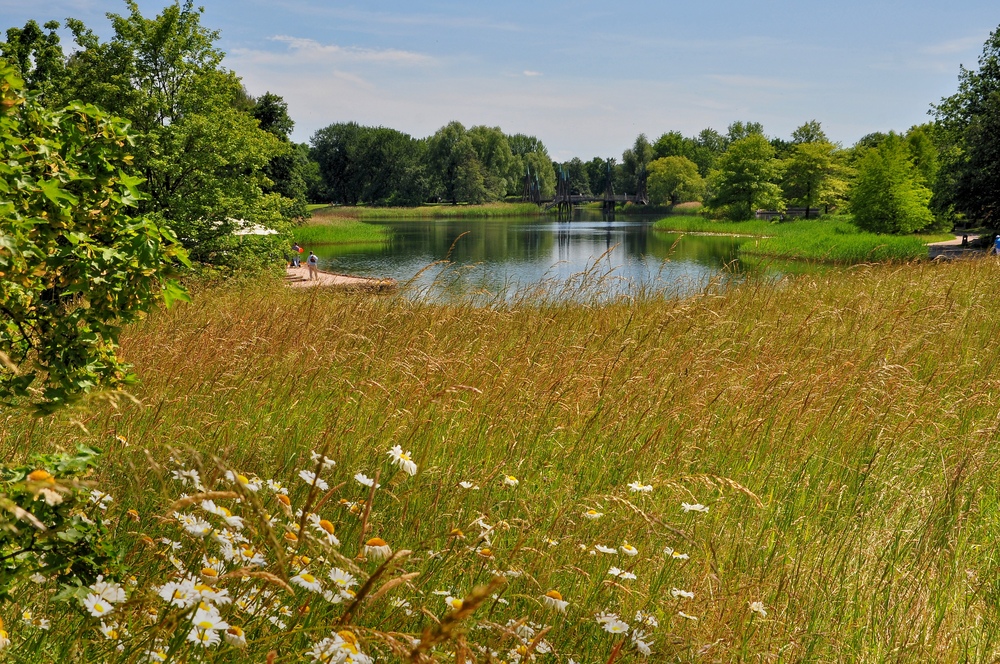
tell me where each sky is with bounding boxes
[2,0,997,160]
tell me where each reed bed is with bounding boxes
[3,258,1000,661]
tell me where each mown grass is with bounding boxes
[5,258,1000,661]
[653,215,956,263]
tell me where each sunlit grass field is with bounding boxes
[653,215,955,263]
[4,258,1000,661]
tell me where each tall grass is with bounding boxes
[654,215,956,263]
[4,258,1000,660]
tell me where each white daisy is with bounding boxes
[681,502,709,513]
[354,473,380,488]
[583,509,603,520]
[291,571,324,593]
[627,481,653,494]
[671,588,694,599]
[387,445,417,476]
[749,601,767,617]
[594,544,617,554]
[541,590,568,612]
[298,470,329,491]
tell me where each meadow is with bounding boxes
[3,257,1000,662]
[652,215,955,263]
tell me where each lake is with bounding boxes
[310,212,763,301]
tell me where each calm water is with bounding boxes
[311,212,761,301]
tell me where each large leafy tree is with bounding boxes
[0,20,68,106]
[0,62,188,412]
[467,125,515,201]
[508,133,555,199]
[708,134,784,220]
[251,92,308,219]
[59,1,290,266]
[850,134,934,234]
[647,156,705,205]
[933,24,1000,225]
[781,141,850,217]
[427,121,488,204]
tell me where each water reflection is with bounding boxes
[309,211,759,301]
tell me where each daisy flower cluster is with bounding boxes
[0,439,749,662]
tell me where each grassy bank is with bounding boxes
[294,206,392,247]
[4,258,1000,660]
[653,215,955,263]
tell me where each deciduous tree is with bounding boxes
[850,134,934,234]
[708,134,784,220]
[647,156,705,205]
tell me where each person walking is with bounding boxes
[292,243,302,267]
[994,234,1000,255]
[307,251,319,280]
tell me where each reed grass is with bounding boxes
[4,258,1000,661]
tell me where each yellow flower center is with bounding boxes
[366,537,387,547]
[545,590,563,600]
[277,494,291,506]
[319,519,335,534]
[197,620,214,630]
[228,626,243,636]
[283,531,299,542]
[201,567,218,577]
[27,469,53,482]
[301,573,315,583]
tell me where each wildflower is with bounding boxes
[83,593,114,617]
[329,568,359,589]
[266,479,288,494]
[21,610,50,630]
[38,487,63,505]
[225,625,247,648]
[298,470,329,491]
[192,605,228,631]
[503,475,519,487]
[158,578,199,608]
[172,469,203,490]
[89,490,113,510]
[627,481,653,493]
[445,596,464,611]
[387,445,418,476]
[749,601,767,617]
[477,547,494,558]
[99,620,123,640]
[608,567,623,577]
[619,571,637,580]
[681,502,709,513]
[283,530,300,544]
[594,544,616,554]
[91,576,126,604]
[0,621,8,651]
[363,537,392,561]
[187,626,222,647]
[145,646,170,662]
[225,471,261,492]
[595,611,620,625]
[635,610,659,628]
[458,481,480,489]
[29,573,47,584]
[310,451,337,471]
[201,500,244,529]
[26,469,54,483]
[545,538,559,546]
[632,629,654,656]
[678,611,699,621]
[620,543,638,556]
[354,473,380,488]
[542,590,568,612]
[176,513,214,538]
[671,588,694,599]
[291,571,324,593]
[583,509,603,520]
[603,618,630,634]
[144,608,159,624]
[664,547,689,560]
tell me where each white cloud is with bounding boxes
[231,36,435,67]
[707,74,805,90]
[522,70,543,77]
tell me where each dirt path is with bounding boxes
[285,265,396,291]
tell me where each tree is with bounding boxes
[428,121,488,204]
[252,92,307,219]
[781,141,849,217]
[620,134,654,195]
[691,128,726,176]
[791,120,828,144]
[933,24,1000,224]
[708,134,784,220]
[467,125,514,201]
[726,121,765,144]
[561,158,592,196]
[0,20,67,106]
[646,156,705,205]
[850,134,934,234]
[60,1,291,266]
[508,133,555,198]
[584,157,613,197]
[0,61,188,412]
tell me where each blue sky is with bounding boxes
[2,1,997,160]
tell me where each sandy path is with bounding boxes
[285,265,396,291]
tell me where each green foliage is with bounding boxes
[781,141,850,215]
[850,135,934,234]
[59,1,294,268]
[0,62,188,412]
[0,445,119,603]
[0,20,67,107]
[559,157,592,196]
[708,134,784,220]
[620,133,654,195]
[508,132,556,198]
[646,156,705,205]
[791,119,829,145]
[467,125,515,201]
